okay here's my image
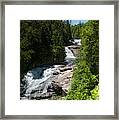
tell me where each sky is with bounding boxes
[70,20,88,25]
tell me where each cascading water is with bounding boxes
[21,46,76,99]
[65,47,76,61]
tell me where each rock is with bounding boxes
[20,97,28,100]
[61,89,68,95]
[47,88,54,92]
[51,82,67,96]
[40,93,53,99]
[59,67,72,72]
[47,84,54,92]
[66,75,72,79]
[31,89,39,94]
[59,65,66,68]
[21,61,74,100]
[54,65,65,68]
[53,71,59,75]
[29,92,53,100]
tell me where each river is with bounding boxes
[20,39,80,100]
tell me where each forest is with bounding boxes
[20,20,99,100]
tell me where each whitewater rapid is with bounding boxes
[21,46,76,99]
[21,39,81,99]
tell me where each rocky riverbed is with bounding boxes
[20,64,74,100]
[20,42,80,100]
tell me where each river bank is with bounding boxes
[21,64,73,100]
[20,40,80,100]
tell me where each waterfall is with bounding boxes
[21,46,76,99]
[65,47,76,59]
[72,39,81,46]
[65,47,76,64]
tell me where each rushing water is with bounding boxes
[23,66,60,97]
[64,47,76,66]
[65,47,76,60]
[21,40,80,99]
[72,39,81,46]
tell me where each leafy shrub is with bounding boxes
[66,61,99,100]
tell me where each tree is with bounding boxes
[63,20,72,45]
[70,21,83,39]
[66,20,99,100]
[80,20,99,75]
[20,20,71,79]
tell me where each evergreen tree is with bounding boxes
[20,20,72,78]
[80,20,99,75]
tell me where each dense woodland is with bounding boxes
[20,20,99,100]
[71,21,82,39]
[20,20,72,78]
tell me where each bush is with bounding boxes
[66,61,99,100]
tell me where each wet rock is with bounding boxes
[59,67,72,72]
[29,92,53,100]
[20,97,28,100]
[51,82,67,96]
[47,84,54,92]
[53,71,59,75]
[54,65,65,68]
[31,89,39,94]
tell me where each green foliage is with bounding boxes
[66,20,99,100]
[90,85,99,100]
[71,21,83,39]
[20,20,99,100]
[66,61,99,100]
[80,20,99,75]
[20,20,72,78]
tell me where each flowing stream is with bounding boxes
[20,40,80,100]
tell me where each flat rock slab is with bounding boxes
[53,68,73,92]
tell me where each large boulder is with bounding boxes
[51,81,67,96]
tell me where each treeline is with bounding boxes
[71,22,83,39]
[66,20,99,100]
[20,20,72,79]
